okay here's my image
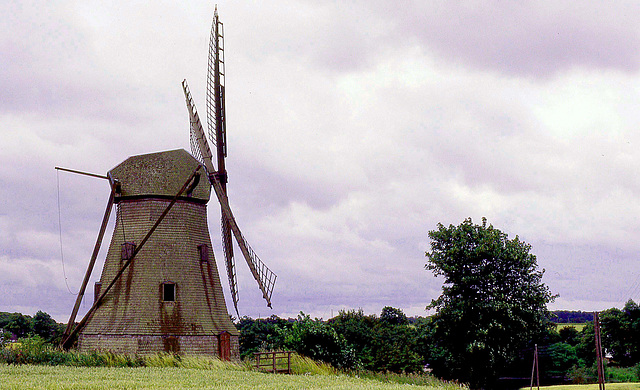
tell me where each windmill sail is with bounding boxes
[206,7,225,153]
[183,79,276,311]
[206,9,236,314]
[209,176,276,308]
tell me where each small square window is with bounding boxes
[162,283,176,302]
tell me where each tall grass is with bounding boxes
[289,353,336,375]
[1,340,465,389]
[346,370,466,389]
[0,337,245,370]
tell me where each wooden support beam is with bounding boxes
[61,182,116,346]
[55,166,109,180]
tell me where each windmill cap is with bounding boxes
[108,149,210,203]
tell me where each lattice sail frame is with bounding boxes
[206,9,235,314]
[189,120,206,167]
[183,80,276,311]
[206,9,225,152]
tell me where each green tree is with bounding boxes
[542,342,579,377]
[369,308,422,373]
[425,217,556,388]
[558,326,580,346]
[33,311,59,342]
[282,313,359,369]
[380,306,408,326]
[413,316,441,365]
[4,313,33,339]
[235,315,288,359]
[575,322,596,367]
[599,300,640,366]
[327,309,376,367]
[328,308,424,373]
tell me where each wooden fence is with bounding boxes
[254,351,292,374]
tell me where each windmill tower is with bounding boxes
[61,8,276,358]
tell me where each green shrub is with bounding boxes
[543,342,579,377]
[281,313,360,370]
[567,365,597,384]
[236,315,288,359]
[0,336,71,365]
[606,365,638,383]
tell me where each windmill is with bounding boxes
[182,7,276,315]
[60,8,275,358]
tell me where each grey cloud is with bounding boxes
[375,1,640,77]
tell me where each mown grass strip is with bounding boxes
[519,383,640,390]
[555,323,587,332]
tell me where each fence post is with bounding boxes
[271,351,275,373]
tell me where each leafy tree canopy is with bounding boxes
[235,315,289,359]
[281,313,359,370]
[552,310,594,324]
[1,312,33,339]
[599,299,640,366]
[380,306,408,326]
[425,217,556,388]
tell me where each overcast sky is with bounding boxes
[2,1,640,323]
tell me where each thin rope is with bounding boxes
[56,170,78,295]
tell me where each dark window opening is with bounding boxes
[121,242,136,261]
[162,283,176,302]
[198,244,209,262]
[94,282,102,303]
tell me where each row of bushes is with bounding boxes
[237,307,640,386]
[237,308,430,373]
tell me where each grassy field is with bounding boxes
[0,340,466,389]
[555,323,587,332]
[0,364,466,389]
[520,384,640,390]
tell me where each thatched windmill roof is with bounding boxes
[110,149,210,202]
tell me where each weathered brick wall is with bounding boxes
[78,334,240,359]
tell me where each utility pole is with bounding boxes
[530,344,540,390]
[594,312,606,390]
